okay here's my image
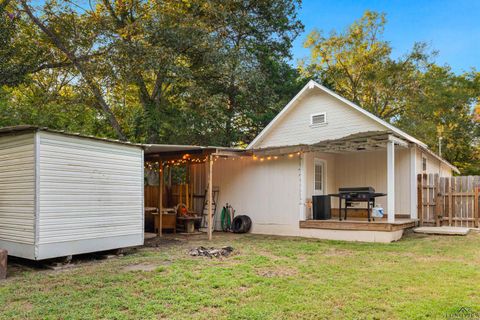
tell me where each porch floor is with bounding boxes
[300,218,417,232]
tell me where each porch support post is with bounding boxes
[208,154,213,241]
[299,153,306,220]
[387,139,395,223]
[410,145,418,219]
[158,160,164,236]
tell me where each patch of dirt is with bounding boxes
[123,261,171,272]
[144,236,183,248]
[256,250,281,261]
[256,266,298,278]
[123,263,158,272]
[323,248,354,257]
[238,285,249,292]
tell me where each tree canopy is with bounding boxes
[1,3,479,173]
[2,0,303,145]
[301,11,479,174]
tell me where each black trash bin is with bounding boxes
[312,195,331,220]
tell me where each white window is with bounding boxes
[314,159,325,195]
[310,112,327,126]
[422,155,427,172]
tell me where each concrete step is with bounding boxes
[413,226,470,235]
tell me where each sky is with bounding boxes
[292,0,480,74]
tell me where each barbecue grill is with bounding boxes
[330,187,386,222]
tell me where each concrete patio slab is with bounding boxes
[413,226,470,235]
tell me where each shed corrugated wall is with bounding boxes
[36,132,144,259]
[0,133,36,259]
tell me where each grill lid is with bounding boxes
[338,187,375,193]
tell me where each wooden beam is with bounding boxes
[388,135,409,148]
[208,155,213,241]
[417,175,423,225]
[158,162,164,236]
[299,219,416,232]
[434,174,440,227]
[475,186,479,228]
[145,149,215,161]
[213,150,250,157]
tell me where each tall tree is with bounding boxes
[20,0,128,139]
[397,66,480,174]
[13,0,303,145]
[301,10,480,174]
[0,0,49,86]
[196,0,303,146]
[301,11,431,121]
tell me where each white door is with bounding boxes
[313,159,326,195]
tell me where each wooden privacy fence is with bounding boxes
[417,174,480,227]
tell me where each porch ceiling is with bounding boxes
[250,131,410,156]
[311,131,409,153]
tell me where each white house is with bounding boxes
[0,80,458,256]
[0,126,144,260]
[208,80,458,242]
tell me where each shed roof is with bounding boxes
[0,125,143,148]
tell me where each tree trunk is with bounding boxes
[20,1,126,140]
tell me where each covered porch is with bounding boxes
[252,130,418,241]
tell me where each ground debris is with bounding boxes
[188,246,234,258]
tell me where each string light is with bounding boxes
[145,150,303,169]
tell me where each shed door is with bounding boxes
[313,159,325,195]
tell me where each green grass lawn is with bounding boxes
[1,231,480,319]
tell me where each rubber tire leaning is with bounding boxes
[231,215,252,233]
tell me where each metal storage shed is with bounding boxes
[0,126,144,260]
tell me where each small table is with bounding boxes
[176,216,202,233]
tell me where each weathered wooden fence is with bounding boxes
[417,174,480,227]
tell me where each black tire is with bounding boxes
[231,215,252,233]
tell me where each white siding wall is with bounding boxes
[304,152,336,197]
[255,89,386,148]
[212,150,412,239]
[416,149,453,177]
[212,156,301,235]
[37,132,143,259]
[333,148,411,215]
[0,133,36,259]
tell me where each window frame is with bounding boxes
[422,154,427,172]
[313,158,326,195]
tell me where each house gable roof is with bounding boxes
[248,80,427,149]
[247,80,459,173]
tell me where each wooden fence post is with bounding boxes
[413,175,480,228]
[475,186,479,228]
[434,174,441,227]
[417,174,423,225]
[0,249,7,279]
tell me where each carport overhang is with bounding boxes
[143,144,247,240]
